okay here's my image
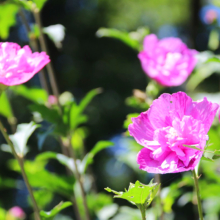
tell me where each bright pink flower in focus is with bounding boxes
[138,34,198,87]
[9,206,26,219]
[0,42,50,86]
[128,92,219,174]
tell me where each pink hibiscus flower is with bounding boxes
[138,34,198,87]
[128,92,219,174]
[0,42,50,86]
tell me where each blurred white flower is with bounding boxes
[43,24,65,48]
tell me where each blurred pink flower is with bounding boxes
[205,9,218,24]
[0,42,50,86]
[138,34,198,87]
[8,206,26,219]
[128,92,219,174]
[48,95,58,105]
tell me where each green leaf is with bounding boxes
[81,141,114,174]
[40,201,72,220]
[105,180,160,207]
[201,156,214,162]
[36,152,75,172]
[186,61,220,91]
[11,85,48,104]
[206,57,220,63]
[9,121,40,156]
[0,91,13,119]
[0,3,19,39]
[29,103,68,135]
[96,28,141,51]
[70,88,101,130]
[8,159,74,197]
[123,113,139,130]
[87,192,114,216]
[208,29,219,51]
[183,145,202,151]
[0,207,6,219]
[32,190,53,209]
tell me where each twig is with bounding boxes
[0,120,41,220]
[192,169,204,220]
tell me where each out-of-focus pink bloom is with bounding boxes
[200,4,220,25]
[8,206,26,219]
[205,9,218,24]
[128,92,219,174]
[0,42,50,86]
[48,95,58,105]
[138,34,198,87]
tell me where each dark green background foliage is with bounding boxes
[1,0,220,219]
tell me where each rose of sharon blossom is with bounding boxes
[0,42,50,86]
[138,34,198,87]
[128,92,219,174]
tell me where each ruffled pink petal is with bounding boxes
[188,97,219,133]
[0,42,50,86]
[128,112,155,148]
[143,34,158,55]
[137,148,183,174]
[147,92,192,129]
[158,37,187,53]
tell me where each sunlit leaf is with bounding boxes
[32,190,53,209]
[70,88,101,130]
[97,204,118,220]
[8,159,74,197]
[186,59,220,91]
[201,156,214,162]
[81,141,114,174]
[123,113,139,136]
[87,192,113,216]
[206,57,220,63]
[96,28,141,51]
[105,180,160,207]
[208,29,219,51]
[29,103,68,135]
[0,208,6,219]
[0,3,19,39]
[183,145,202,151]
[9,121,40,156]
[36,151,75,172]
[40,201,72,220]
[11,85,48,104]
[0,91,13,119]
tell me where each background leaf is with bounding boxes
[0,3,18,39]
[9,121,40,156]
[40,201,72,220]
[81,141,114,174]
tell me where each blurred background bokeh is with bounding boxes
[1,0,220,219]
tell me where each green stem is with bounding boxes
[33,9,62,114]
[192,169,204,220]
[138,205,146,220]
[0,121,41,220]
[155,174,164,220]
[18,9,50,95]
[68,143,91,220]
